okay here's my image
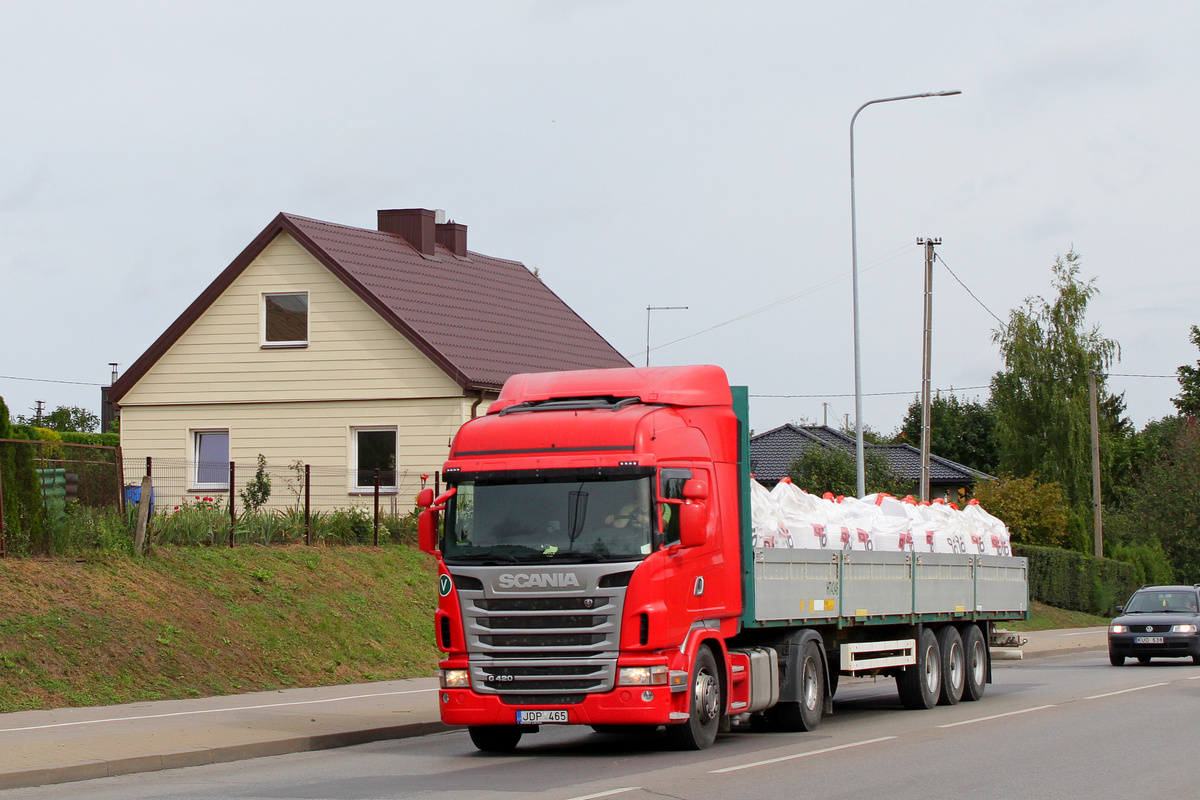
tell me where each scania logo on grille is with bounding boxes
[497,572,581,589]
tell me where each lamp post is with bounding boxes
[850,90,960,497]
[645,306,688,367]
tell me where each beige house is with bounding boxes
[110,208,630,509]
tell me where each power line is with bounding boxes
[0,374,104,387]
[751,371,1178,400]
[631,242,920,358]
[934,253,1007,330]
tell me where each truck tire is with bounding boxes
[936,626,965,706]
[769,640,825,732]
[962,624,988,701]
[896,627,941,709]
[468,725,523,752]
[666,645,722,750]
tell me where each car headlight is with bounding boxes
[1109,624,1127,634]
[618,665,669,686]
[440,668,471,688]
[1172,624,1198,633]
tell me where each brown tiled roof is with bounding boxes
[112,211,630,402]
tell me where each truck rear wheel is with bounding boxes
[666,645,722,750]
[769,639,825,731]
[468,725,523,752]
[962,624,988,701]
[936,626,965,706]
[896,627,941,709]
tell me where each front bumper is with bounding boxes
[1108,633,1200,659]
[437,684,688,727]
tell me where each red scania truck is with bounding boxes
[417,365,1028,751]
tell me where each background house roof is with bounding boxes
[112,210,631,402]
[749,423,988,486]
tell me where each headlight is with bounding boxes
[1109,624,1127,634]
[1172,624,1198,633]
[440,669,470,688]
[618,665,669,686]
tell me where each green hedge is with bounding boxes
[1015,544,1141,616]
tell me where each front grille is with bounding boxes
[453,567,630,698]
[500,694,587,706]
[477,615,607,629]
[479,633,607,648]
[476,598,601,612]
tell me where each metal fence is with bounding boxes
[122,457,439,548]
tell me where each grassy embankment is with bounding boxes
[0,546,438,713]
[0,547,1101,714]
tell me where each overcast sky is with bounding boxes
[2,1,1197,437]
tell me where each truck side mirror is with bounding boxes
[416,488,434,509]
[418,509,440,554]
[678,502,708,547]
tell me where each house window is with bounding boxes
[354,428,397,491]
[263,292,308,346]
[193,430,229,490]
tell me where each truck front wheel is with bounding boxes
[666,645,722,750]
[468,725,523,752]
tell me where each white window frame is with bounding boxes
[191,429,230,491]
[261,291,309,348]
[351,426,398,494]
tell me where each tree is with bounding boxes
[1171,324,1200,416]
[16,405,99,433]
[1105,418,1200,582]
[972,475,1070,548]
[990,249,1121,538]
[788,446,911,498]
[895,394,998,474]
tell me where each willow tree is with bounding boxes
[990,250,1119,544]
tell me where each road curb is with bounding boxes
[0,721,450,792]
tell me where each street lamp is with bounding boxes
[850,90,960,498]
[645,306,688,367]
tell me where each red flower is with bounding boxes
[174,506,180,511]
[204,497,213,502]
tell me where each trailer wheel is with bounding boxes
[666,645,722,750]
[468,725,523,752]
[896,627,941,709]
[769,640,825,731]
[936,626,965,706]
[962,624,988,701]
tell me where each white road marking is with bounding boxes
[936,704,1056,728]
[1084,683,1169,700]
[563,789,641,800]
[709,736,896,773]
[0,688,437,733]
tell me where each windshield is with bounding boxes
[1124,591,1200,614]
[444,476,654,563]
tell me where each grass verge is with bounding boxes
[0,546,437,713]
[1003,601,1110,631]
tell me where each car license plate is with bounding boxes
[517,709,569,724]
[1135,636,1164,644]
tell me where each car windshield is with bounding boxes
[1124,591,1200,614]
[443,476,654,564]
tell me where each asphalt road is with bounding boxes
[7,650,1198,800]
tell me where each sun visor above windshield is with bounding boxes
[489,365,733,414]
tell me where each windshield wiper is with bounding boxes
[445,553,523,564]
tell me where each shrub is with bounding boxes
[1016,543,1140,615]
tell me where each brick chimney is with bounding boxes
[378,209,436,256]
[436,221,468,257]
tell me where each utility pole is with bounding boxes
[34,400,44,426]
[917,237,940,502]
[1089,370,1103,557]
